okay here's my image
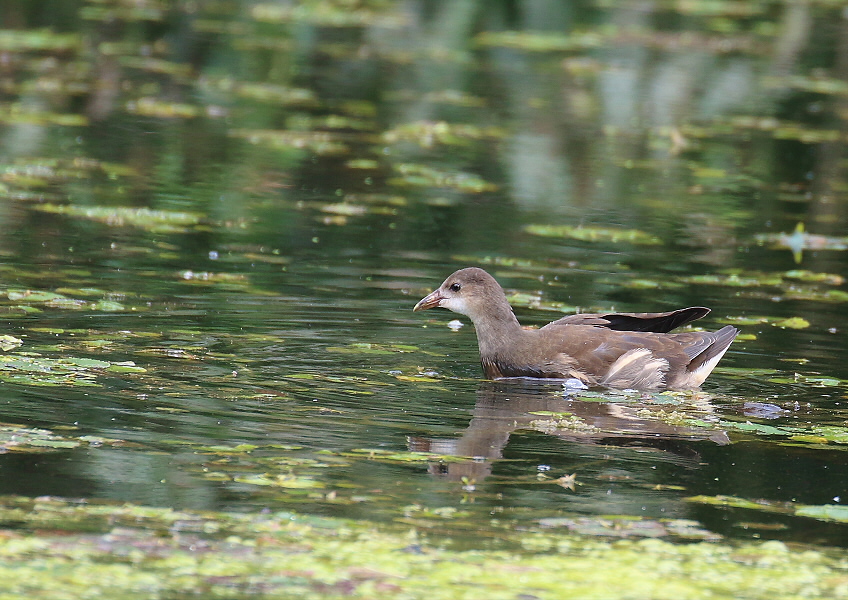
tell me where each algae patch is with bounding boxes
[0,424,125,452]
[688,495,848,524]
[0,354,146,386]
[524,224,663,245]
[0,496,845,599]
[30,204,204,233]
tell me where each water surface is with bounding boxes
[2,0,848,593]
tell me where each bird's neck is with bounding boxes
[468,297,523,353]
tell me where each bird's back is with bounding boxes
[482,323,737,390]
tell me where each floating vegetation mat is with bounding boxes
[563,383,848,450]
[0,495,846,599]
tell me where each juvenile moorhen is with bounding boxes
[413,267,737,390]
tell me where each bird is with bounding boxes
[413,267,737,390]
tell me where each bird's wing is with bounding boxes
[545,307,710,333]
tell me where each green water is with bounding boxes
[2,1,848,597]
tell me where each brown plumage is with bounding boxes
[413,267,737,390]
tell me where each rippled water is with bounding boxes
[1,1,848,561]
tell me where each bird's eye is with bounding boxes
[449,283,461,292]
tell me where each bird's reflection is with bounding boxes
[409,380,729,482]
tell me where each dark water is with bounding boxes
[1,0,848,551]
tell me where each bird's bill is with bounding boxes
[413,289,443,311]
